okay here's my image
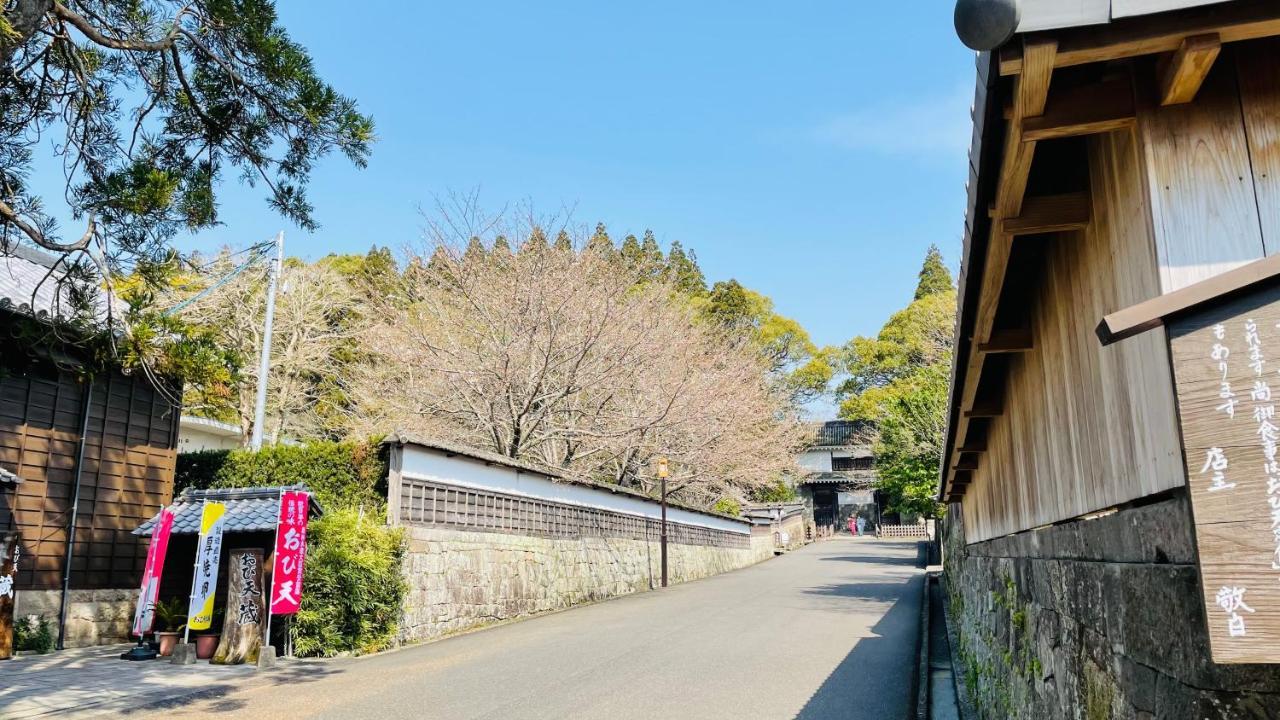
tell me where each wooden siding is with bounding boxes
[1141,53,1266,291]
[1141,42,1280,290]
[962,130,1184,542]
[0,349,179,590]
[964,38,1280,542]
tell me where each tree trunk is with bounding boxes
[211,549,265,665]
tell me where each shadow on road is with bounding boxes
[820,554,922,567]
[134,661,344,716]
[794,574,922,719]
[802,581,912,602]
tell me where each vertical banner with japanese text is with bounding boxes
[131,508,174,637]
[187,502,228,631]
[269,491,310,615]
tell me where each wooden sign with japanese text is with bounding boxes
[1170,282,1280,663]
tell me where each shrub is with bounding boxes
[14,615,55,653]
[291,509,406,657]
[750,479,798,503]
[175,438,402,657]
[713,498,742,516]
[175,438,387,512]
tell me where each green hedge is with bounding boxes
[292,509,407,657]
[175,438,404,657]
[175,439,388,513]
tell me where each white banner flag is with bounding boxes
[187,502,227,631]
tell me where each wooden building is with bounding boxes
[0,244,180,648]
[796,421,878,534]
[942,0,1280,716]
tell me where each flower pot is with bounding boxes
[155,631,180,657]
[195,634,219,660]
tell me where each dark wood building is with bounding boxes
[0,244,180,647]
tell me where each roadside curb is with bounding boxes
[915,566,932,720]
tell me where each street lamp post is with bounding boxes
[658,457,669,588]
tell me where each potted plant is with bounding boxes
[152,598,186,657]
[194,607,222,660]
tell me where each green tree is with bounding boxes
[915,244,954,300]
[664,241,706,295]
[491,235,513,257]
[520,227,549,254]
[585,222,614,258]
[553,229,574,253]
[619,233,643,271]
[1,0,373,285]
[640,230,664,273]
[463,236,487,264]
[695,279,833,403]
[836,247,957,517]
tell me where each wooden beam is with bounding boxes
[957,440,987,453]
[953,454,980,471]
[995,38,1058,218]
[978,327,1034,354]
[1021,77,1136,142]
[1004,192,1091,235]
[1160,33,1222,105]
[999,0,1280,76]
[1097,251,1280,346]
[964,398,1004,418]
[944,36,1054,492]
[1018,37,1057,118]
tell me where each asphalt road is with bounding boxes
[143,537,924,720]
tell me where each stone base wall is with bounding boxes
[943,490,1280,719]
[400,526,774,643]
[14,588,135,648]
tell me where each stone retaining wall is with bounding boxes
[943,489,1280,719]
[399,525,774,643]
[15,588,135,648]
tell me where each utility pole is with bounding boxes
[658,457,669,588]
[250,231,284,451]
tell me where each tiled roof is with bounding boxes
[800,471,877,488]
[133,485,324,536]
[807,420,873,449]
[384,432,748,524]
[0,243,113,324]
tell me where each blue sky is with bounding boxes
[47,2,977,349]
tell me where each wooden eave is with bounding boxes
[938,1,1280,502]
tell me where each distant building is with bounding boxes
[178,415,243,452]
[796,420,878,534]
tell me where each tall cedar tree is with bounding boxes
[837,246,957,517]
[915,245,954,299]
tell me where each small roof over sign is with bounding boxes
[133,485,324,536]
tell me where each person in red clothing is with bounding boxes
[848,515,858,536]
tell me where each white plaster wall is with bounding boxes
[397,445,749,535]
[178,427,241,452]
[797,449,832,472]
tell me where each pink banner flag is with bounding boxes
[131,507,175,637]
[269,491,310,615]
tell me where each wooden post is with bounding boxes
[211,549,266,665]
[0,532,18,660]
